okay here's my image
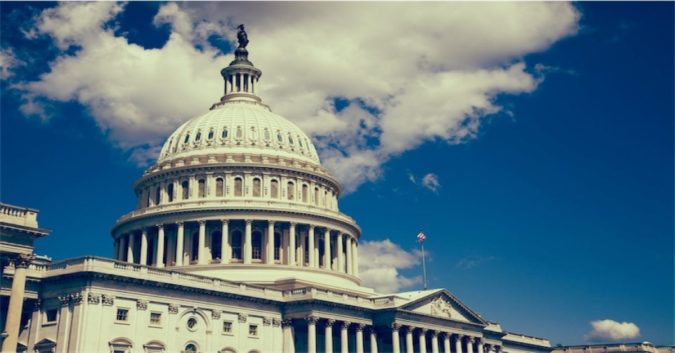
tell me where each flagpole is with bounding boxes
[421,242,428,290]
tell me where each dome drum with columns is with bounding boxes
[111,25,364,291]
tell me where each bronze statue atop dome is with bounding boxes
[237,24,249,48]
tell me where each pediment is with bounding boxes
[400,289,487,325]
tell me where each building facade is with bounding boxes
[2,28,555,353]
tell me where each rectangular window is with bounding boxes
[248,324,258,336]
[223,321,233,333]
[150,312,162,325]
[116,308,129,322]
[44,309,58,324]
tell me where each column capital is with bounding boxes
[245,219,253,225]
[431,330,439,338]
[198,220,206,225]
[417,328,428,334]
[309,224,315,230]
[355,323,366,332]
[12,253,33,269]
[391,323,401,331]
[289,221,297,226]
[340,321,351,330]
[474,337,483,343]
[156,224,164,230]
[325,319,336,327]
[176,221,184,226]
[306,315,319,324]
[268,220,276,226]
[221,219,229,224]
[281,319,293,327]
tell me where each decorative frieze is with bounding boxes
[238,313,247,323]
[136,300,148,311]
[262,317,272,326]
[58,292,83,306]
[272,318,281,327]
[281,319,293,327]
[87,293,101,305]
[101,294,114,306]
[168,304,179,314]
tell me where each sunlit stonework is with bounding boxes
[2,27,556,353]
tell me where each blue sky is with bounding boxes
[1,2,672,346]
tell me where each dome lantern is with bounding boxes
[217,24,263,106]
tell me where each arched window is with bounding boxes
[288,133,294,145]
[277,131,283,143]
[302,184,308,203]
[216,178,224,197]
[108,338,133,353]
[195,131,202,141]
[222,127,229,139]
[207,130,214,140]
[198,179,206,198]
[144,341,166,353]
[146,190,152,207]
[167,183,174,202]
[252,178,261,197]
[274,231,281,261]
[234,177,243,197]
[183,134,190,144]
[270,180,279,199]
[181,181,189,200]
[252,231,262,260]
[231,230,242,260]
[184,343,198,353]
[287,182,295,200]
[155,187,161,205]
[211,231,222,260]
[314,187,320,205]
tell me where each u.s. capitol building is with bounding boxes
[0,28,553,353]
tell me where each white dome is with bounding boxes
[158,101,320,165]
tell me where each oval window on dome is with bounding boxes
[236,126,243,139]
[277,131,283,143]
[298,136,303,148]
[208,130,214,140]
[184,134,190,144]
[195,131,202,141]
[288,133,294,145]
[222,127,229,139]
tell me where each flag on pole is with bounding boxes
[416,231,426,243]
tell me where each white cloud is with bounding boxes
[421,173,441,193]
[0,48,21,80]
[13,2,580,192]
[358,239,421,293]
[585,320,640,342]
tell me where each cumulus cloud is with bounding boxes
[358,239,421,293]
[11,2,580,191]
[585,320,640,342]
[0,48,21,80]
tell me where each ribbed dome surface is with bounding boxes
[158,101,320,165]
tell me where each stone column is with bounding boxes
[455,335,463,353]
[307,316,318,353]
[352,239,359,276]
[369,328,378,353]
[325,319,335,353]
[156,225,165,268]
[140,229,148,265]
[1,254,31,353]
[282,320,295,353]
[356,324,365,353]
[340,322,350,353]
[443,334,451,353]
[476,339,484,353]
[176,222,184,266]
[323,229,331,270]
[466,336,474,353]
[308,225,316,268]
[337,233,344,272]
[405,328,414,353]
[346,237,353,274]
[419,329,428,353]
[197,221,206,264]
[288,223,296,266]
[431,332,439,353]
[244,220,253,264]
[391,324,401,353]
[221,220,230,264]
[126,233,135,263]
[266,221,275,264]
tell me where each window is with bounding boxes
[186,318,198,330]
[116,308,129,322]
[155,187,161,205]
[288,133,294,145]
[298,137,303,147]
[270,180,279,199]
[184,343,197,353]
[302,184,308,203]
[181,181,189,200]
[195,131,201,141]
[314,187,320,205]
[144,341,165,353]
[198,179,206,198]
[208,130,214,140]
[216,178,224,197]
[252,178,261,197]
[34,339,56,353]
[150,312,162,325]
[287,182,295,200]
[234,177,243,197]
[167,183,174,202]
[248,324,258,337]
[44,309,58,324]
[277,131,283,143]
[222,127,229,139]
[184,134,190,144]
[211,231,222,260]
[223,321,233,333]
[231,231,242,260]
[252,231,262,260]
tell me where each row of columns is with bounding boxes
[287,317,378,353]
[391,324,501,353]
[224,72,257,95]
[115,220,359,276]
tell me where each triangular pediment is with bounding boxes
[400,289,487,325]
